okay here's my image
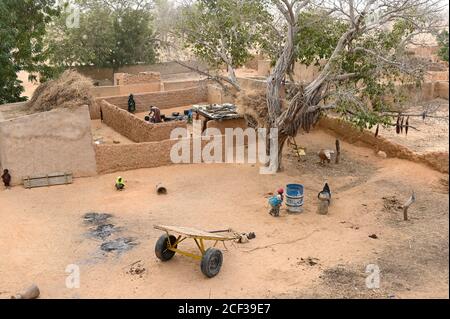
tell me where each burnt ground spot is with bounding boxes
[82,212,138,254]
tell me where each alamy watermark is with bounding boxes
[365,264,381,289]
[65,264,80,289]
[169,120,279,174]
[56,0,80,29]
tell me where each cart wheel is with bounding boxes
[200,248,223,278]
[155,234,177,261]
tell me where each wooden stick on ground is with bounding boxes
[403,191,416,221]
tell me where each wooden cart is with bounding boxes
[153,225,238,278]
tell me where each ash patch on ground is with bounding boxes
[84,212,113,225]
[101,237,138,252]
[90,224,120,240]
[83,212,138,254]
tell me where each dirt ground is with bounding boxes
[371,99,449,154]
[0,128,448,299]
[91,119,134,145]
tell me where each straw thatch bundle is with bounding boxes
[236,89,269,128]
[26,70,94,113]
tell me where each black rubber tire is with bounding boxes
[200,248,223,278]
[155,234,177,261]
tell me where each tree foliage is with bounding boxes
[46,1,158,71]
[0,0,59,104]
[332,20,421,130]
[294,12,348,67]
[177,0,272,82]
[437,30,449,62]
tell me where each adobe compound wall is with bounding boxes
[95,136,235,174]
[318,116,449,173]
[100,100,187,143]
[114,72,161,86]
[91,82,162,98]
[91,85,208,119]
[0,105,97,185]
[77,60,208,83]
[95,139,180,174]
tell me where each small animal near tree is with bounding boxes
[318,149,334,165]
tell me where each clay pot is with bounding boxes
[156,183,167,195]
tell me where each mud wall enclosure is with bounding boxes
[95,139,180,174]
[318,116,449,173]
[90,85,208,119]
[0,106,97,185]
[77,60,208,83]
[100,100,187,143]
[95,135,246,174]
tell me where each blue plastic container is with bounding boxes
[285,184,304,213]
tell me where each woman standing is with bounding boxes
[128,94,136,113]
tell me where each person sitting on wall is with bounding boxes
[2,169,11,189]
[115,176,125,191]
[149,106,162,123]
[128,94,136,113]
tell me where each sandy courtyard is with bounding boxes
[0,130,448,299]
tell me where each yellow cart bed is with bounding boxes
[153,225,238,277]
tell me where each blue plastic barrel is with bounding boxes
[285,184,304,213]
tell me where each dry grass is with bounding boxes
[26,70,94,113]
[236,89,269,128]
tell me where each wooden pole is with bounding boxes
[403,191,416,221]
[335,139,341,164]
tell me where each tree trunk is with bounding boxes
[277,133,288,171]
[266,21,297,171]
[228,64,237,86]
[264,130,288,171]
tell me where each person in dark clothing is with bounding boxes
[128,94,136,113]
[2,169,11,188]
[149,106,162,123]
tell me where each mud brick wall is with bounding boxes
[205,118,248,134]
[95,137,231,174]
[207,84,237,104]
[163,80,205,91]
[425,71,449,82]
[91,82,162,98]
[91,86,208,119]
[318,116,449,173]
[100,100,187,143]
[95,139,179,174]
[0,106,97,185]
[95,131,265,175]
[77,60,208,82]
[114,72,161,86]
[435,81,449,100]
